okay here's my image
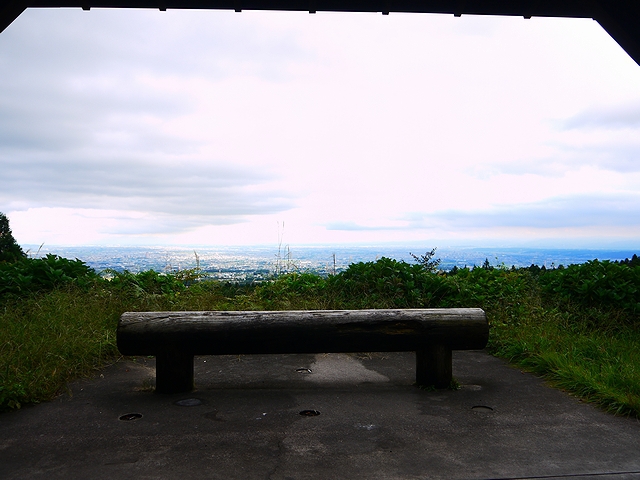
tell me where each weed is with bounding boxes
[409,248,441,273]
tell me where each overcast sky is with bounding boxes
[1,8,640,247]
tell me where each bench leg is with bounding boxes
[155,351,194,394]
[416,345,452,388]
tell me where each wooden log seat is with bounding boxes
[117,308,488,394]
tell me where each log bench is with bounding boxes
[117,308,488,394]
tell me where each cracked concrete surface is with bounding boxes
[1,351,640,479]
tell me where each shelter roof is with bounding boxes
[1,1,639,65]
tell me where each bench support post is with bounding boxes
[156,351,194,394]
[416,344,452,388]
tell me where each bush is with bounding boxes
[0,255,97,299]
[325,257,456,308]
[539,260,640,318]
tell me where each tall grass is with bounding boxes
[490,303,640,417]
[1,287,120,409]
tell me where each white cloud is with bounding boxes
[2,9,640,247]
[562,101,640,130]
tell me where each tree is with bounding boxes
[0,212,25,263]
[409,248,441,273]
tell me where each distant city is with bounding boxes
[21,244,640,282]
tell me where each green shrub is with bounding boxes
[539,260,640,318]
[0,255,97,299]
[324,257,455,309]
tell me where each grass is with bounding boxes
[2,256,640,418]
[490,305,640,416]
[1,287,120,409]
[0,277,255,410]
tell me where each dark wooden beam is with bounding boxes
[117,309,489,356]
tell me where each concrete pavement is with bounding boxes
[1,350,640,479]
